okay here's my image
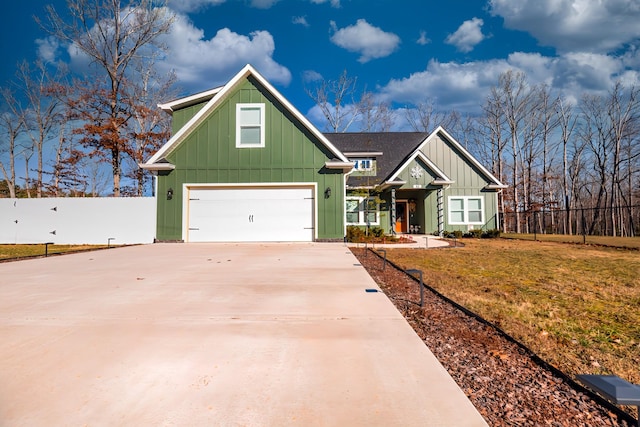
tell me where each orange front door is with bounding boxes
[395,201,408,233]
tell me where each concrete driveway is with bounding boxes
[0,243,487,426]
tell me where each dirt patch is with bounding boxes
[352,247,636,427]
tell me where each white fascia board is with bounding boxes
[139,162,175,171]
[325,161,354,171]
[387,150,451,183]
[428,126,506,188]
[484,183,508,190]
[146,64,349,166]
[157,87,223,114]
[343,151,384,157]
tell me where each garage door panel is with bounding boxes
[187,187,314,242]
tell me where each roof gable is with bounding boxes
[417,126,506,189]
[144,64,348,167]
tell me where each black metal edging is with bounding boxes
[365,247,638,426]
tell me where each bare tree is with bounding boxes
[405,99,460,133]
[357,90,395,132]
[305,70,360,132]
[40,0,174,196]
[495,70,533,233]
[605,81,640,236]
[122,56,175,195]
[0,88,26,198]
[16,60,63,197]
[556,95,578,234]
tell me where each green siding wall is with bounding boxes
[421,134,498,231]
[156,77,345,241]
[369,133,500,234]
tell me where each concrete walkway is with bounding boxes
[0,243,487,426]
[348,234,451,249]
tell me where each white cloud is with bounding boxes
[417,31,430,46]
[168,0,226,13]
[250,0,280,9]
[302,70,323,82]
[292,16,309,27]
[445,18,485,53]
[489,0,640,53]
[310,0,341,7]
[329,19,400,63]
[376,51,639,114]
[158,14,291,89]
[35,37,61,63]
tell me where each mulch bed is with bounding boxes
[352,247,636,427]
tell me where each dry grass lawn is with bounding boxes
[384,238,640,385]
[0,244,108,260]
[503,233,640,249]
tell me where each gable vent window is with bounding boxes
[236,103,265,148]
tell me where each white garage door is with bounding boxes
[187,186,315,242]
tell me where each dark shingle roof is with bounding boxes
[324,132,427,187]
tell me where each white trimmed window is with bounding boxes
[448,196,484,225]
[236,103,265,148]
[346,197,379,225]
[353,159,374,171]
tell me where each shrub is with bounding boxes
[370,226,385,237]
[346,226,365,242]
[467,229,484,239]
[482,229,501,239]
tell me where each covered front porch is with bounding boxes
[385,187,447,237]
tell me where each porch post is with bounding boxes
[437,188,444,237]
[391,188,397,235]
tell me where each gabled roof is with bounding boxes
[142,64,349,169]
[324,132,427,187]
[387,150,453,185]
[325,128,506,191]
[414,126,507,189]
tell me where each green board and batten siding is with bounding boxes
[421,133,498,230]
[156,77,345,241]
[377,132,498,233]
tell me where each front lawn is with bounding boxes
[383,238,640,385]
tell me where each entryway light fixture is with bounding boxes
[167,188,173,200]
[324,187,332,198]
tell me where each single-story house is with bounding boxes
[325,130,507,236]
[141,64,506,242]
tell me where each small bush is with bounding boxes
[482,229,501,239]
[466,229,484,239]
[370,226,385,237]
[346,226,365,242]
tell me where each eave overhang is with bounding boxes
[139,161,175,171]
[325,161,354,172]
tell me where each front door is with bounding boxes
[395,201,408,233]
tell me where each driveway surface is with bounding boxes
[0,243,487,426]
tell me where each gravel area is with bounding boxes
[352,247,637,427]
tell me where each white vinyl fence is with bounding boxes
[0,197,156,245]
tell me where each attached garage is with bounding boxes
[143,65,353,243]
[185,185,316,242]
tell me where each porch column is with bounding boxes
[391,188,396,235]
[437,188,444,237]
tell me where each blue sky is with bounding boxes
[2,0,640,131]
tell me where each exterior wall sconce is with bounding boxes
[167,188,173,200]
[324,187,332,199]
